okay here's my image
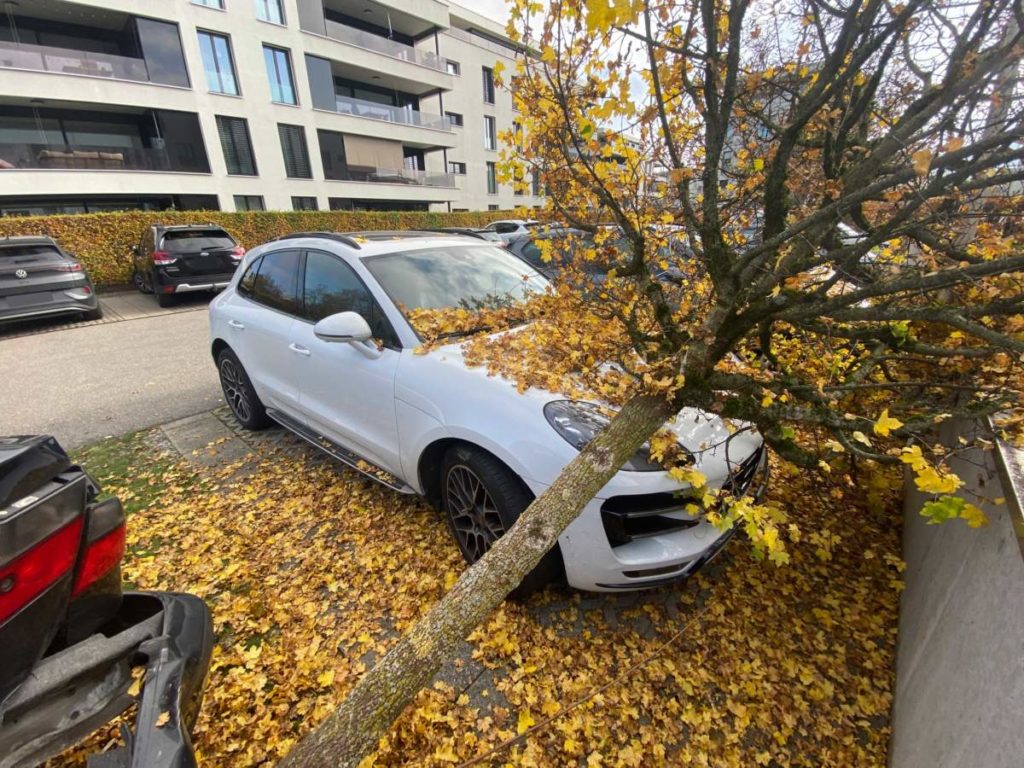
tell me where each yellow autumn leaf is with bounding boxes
[911,148,932,177]
[517,708,536,734]
[873,409,903,437]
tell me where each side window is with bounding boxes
[495,223,517,234]
[301,250,399,347]
[519,241,543,269]
[237,255,262,298]
[251,249,301,314]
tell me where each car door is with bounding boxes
[228,248,304,416]
[289,249,402,473]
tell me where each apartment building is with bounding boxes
[0,0,544,215]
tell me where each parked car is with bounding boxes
[0,435,213,768]
[506,228,689,284]
[482,219,546,242]
[209,231,767,594]
[425,227,506,244]
[131,224,244,308]
[0,236,102,325]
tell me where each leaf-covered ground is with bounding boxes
[55,430,903,767]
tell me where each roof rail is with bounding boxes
[273,231,363,249]
[340,230,441,242]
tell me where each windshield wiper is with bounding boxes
[438,325,492,339]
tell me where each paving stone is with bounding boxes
[161,411,252,467]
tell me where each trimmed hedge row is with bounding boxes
[0,209,515,286]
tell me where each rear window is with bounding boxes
[160,229,235,251]
[0,244,63,260]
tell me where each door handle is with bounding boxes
[288,343,311,357]
[228,319,245,329]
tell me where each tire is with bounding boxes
[133,267,152,294]
[216,348,271,430]
[157,292,177,308]
[441,444,564,598]
[81,304,103,322]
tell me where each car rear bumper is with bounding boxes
[0,289,98,323]
[153,271,236,294]
[0,591,213,768]
[547,448,769,591]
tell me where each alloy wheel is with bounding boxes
[446,464,505,561]
[220,358,251,423]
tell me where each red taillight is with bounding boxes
[230,245,246,262]
[72,524,126,598]
[0,519,84,624]
[152,250,177,266]
[56,262,84,273]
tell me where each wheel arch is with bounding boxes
[211,337,230,362]
[417,437,535,510]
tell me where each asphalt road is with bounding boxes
[0,308,222,449]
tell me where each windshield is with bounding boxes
[364,245,548,320]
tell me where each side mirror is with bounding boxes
[313,311,372,343]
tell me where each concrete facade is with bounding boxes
[890,420,1024,768]
[0,0,543,213]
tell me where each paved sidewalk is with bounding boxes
[0,288,210,340]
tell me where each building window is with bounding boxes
[263,45,297,105]
[482,66,495,104]
[278,124,312,178]
[198,31,239,95]
[488,204,499,211]
[292,196,318,210]
[532,173,542,197]
[448,161,467,175]
[216,116,257,175]
[193,0,225,8]
[234,195,265,211]
[484,116,497,151]
[446,60,461,75]
[486,161,497,194]
[513,121,523,150]
[445,111,463,127]
[256,0,285,24]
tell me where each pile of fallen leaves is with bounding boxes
[53,437,903,767]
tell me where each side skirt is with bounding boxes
[265,407,416,495]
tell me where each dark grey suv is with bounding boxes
[0,236,102,325]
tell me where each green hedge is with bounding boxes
[0,209,515,286]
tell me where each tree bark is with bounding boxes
[279,393,674,768]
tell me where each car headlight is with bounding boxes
[543,400,689,471]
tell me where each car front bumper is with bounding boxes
[0,591,213,768]
[541,448,769,592]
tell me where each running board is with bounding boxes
[265,408,415,494]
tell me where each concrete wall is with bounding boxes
[890,420,1024,768]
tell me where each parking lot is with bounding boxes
[0,290,222,448]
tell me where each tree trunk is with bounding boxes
[279,393,674,768]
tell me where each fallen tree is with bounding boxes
[281,0,1023,764]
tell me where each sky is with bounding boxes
[465,0,512,25]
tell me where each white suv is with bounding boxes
[208,231,767,593]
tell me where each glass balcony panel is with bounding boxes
[326,94,451,131]
[0,40,150,82]
[0,143,200,172]
[322,19,447,72]
[341,166,454,187]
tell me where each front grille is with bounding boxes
[723,445,765,497]
[600,492,701,547]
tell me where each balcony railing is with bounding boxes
[327,166,455,187]
[323,19,447,72]
[445,27,520,58]
[328,94,451,131]
[0,40,150,82]
[0,143,206,173]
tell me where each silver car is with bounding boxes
[0,236,102,324]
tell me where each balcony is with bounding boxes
[323,19,446,72]
[0,40,150,82]
[328,94,450,131]
[0,143,197,172]
[0,4,189,88]
[339,166,455,187]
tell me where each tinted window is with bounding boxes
[237,255,262,297]
[161,229,235,251]
[0,244,63,260]
[518,241,543,269]
[302,251,397,345]
[251,249,301,314]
